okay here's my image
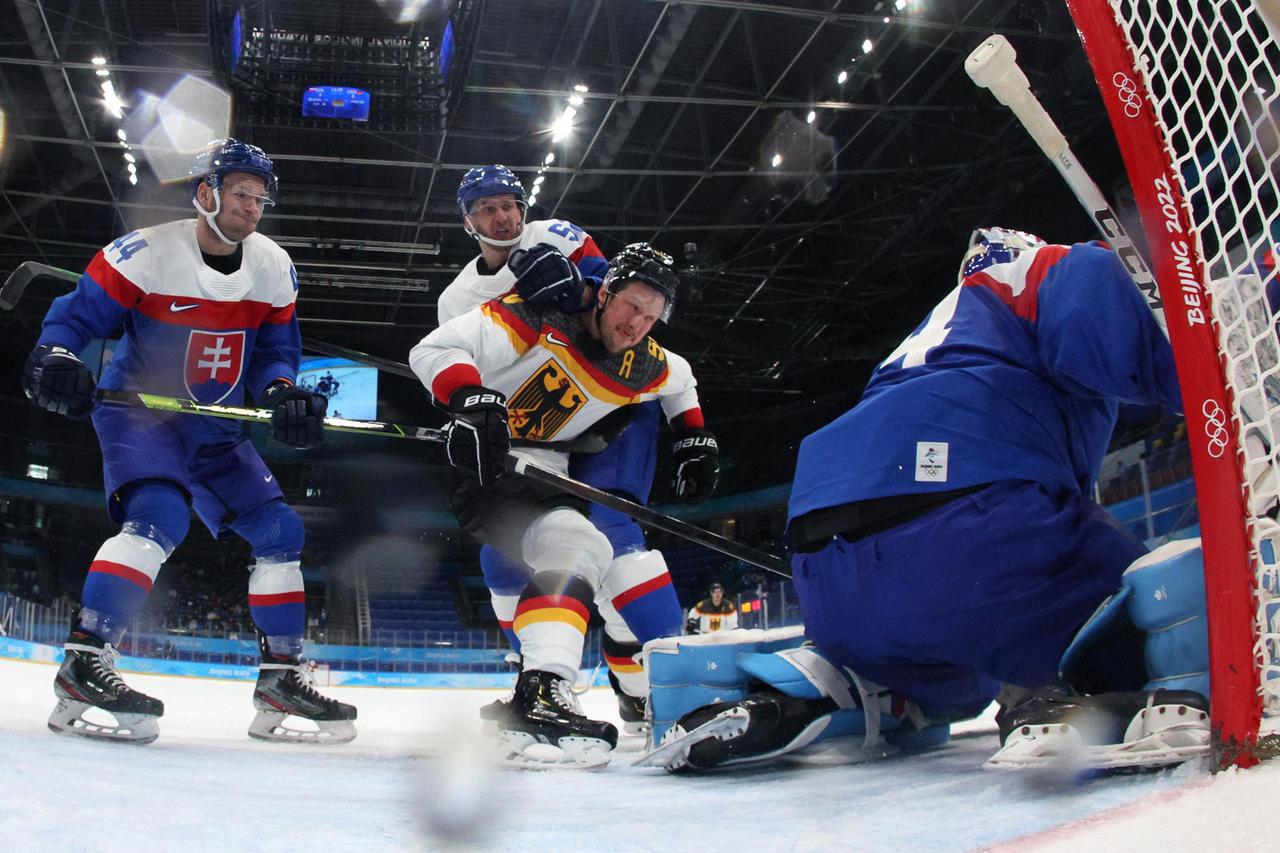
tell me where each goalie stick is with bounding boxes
[964,32,1280,504]
[0,261,80,311]
[964,34,1169,339]
[96,389,791,578]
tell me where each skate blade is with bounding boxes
[47,698,159,745]
[248,709,357,745]
[985,721,1209,771]
[632,706,750,769]
[492,730,613,771]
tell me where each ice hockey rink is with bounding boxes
[1,656,1276,852]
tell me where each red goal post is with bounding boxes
[1065,0,1280,768]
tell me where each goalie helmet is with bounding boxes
[189,138,278,196]
[457,164,526,216]
[601,243,679,323]
[959,226,1046,283]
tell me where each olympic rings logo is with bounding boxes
[1112,72,1143,118]
[1202,399,1231,458]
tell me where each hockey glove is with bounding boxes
[22,344,97,420]
[260,380,327,449]
[508,243,587,312]
[671,429,720,503]
[446,385,510,486]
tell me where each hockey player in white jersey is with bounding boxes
[22,139,355,745]
[411,242,719,768]
[442,166,688,737]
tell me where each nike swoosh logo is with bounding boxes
[545,331,569,347]
[263,475,274,483]
[170,301,200,313]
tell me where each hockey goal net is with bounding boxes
[1067,0,1280,767]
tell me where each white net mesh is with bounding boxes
[1108,0,1280,721]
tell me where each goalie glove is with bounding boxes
[670,428,720,503]
[260,380,327,449]
[22,344,97,420]
[445,386,510,486]
[507,243,588,312]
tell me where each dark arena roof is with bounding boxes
[1,0,1128,498]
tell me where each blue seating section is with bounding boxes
[367,574,463,633]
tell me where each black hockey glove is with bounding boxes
[22,344,97,420]
[445,385,510,486]
[670,428,720,503]
[260,380,327,449]
[508,243,587,312]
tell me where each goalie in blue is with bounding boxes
[643,228,1213,773]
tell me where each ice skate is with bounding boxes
[48,630,163,745]
[249,636,357,745]
[643,691,837,773]
[616,691,649,738]
[479,652,522,732]
[491,668,618,770]
[986,688,1210,771]
[608,670,649,738]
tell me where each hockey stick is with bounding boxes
[298,337,609,455]
[510,458,792,578]
[97,388,447,442]
[96,389,792,577]
[965,34,1169,339]
[965,33,1280,503]
[1,262,80,311]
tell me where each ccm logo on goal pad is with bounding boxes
[674,435,718,451]
[1201,399,1230,459]
[1111,72,1143,119]
[464,393,504,407]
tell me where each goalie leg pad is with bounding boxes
[1060,538,1209,696]
[644,626,807,745]
[738,645,945,752]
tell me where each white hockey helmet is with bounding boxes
[959,227,1047,283]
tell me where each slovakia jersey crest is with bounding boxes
[184,330,246,404]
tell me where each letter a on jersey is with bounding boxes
[184,330,246,404]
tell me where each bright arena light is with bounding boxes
[101,79,125,119]
[862,39,874,54]
[550,106,577,142]
[837,70,848,84]
[543,152,555,165]
[806,110,816,124]
[771,153,783,167]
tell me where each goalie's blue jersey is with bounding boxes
[789,241,1181,522]
[36,219,301,441]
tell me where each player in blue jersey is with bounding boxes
[647,229,1211,773]
[21,138,355,745]
[440,166,689,737]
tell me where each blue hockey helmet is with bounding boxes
[189,138,278,196]
[601,242,679,323]
[457,164,526,216]
[959,226,1046,283]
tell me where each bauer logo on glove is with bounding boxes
[670,428,720,503]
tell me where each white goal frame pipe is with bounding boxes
[964,34,1169,340]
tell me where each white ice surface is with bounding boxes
[2,656,1278,852]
